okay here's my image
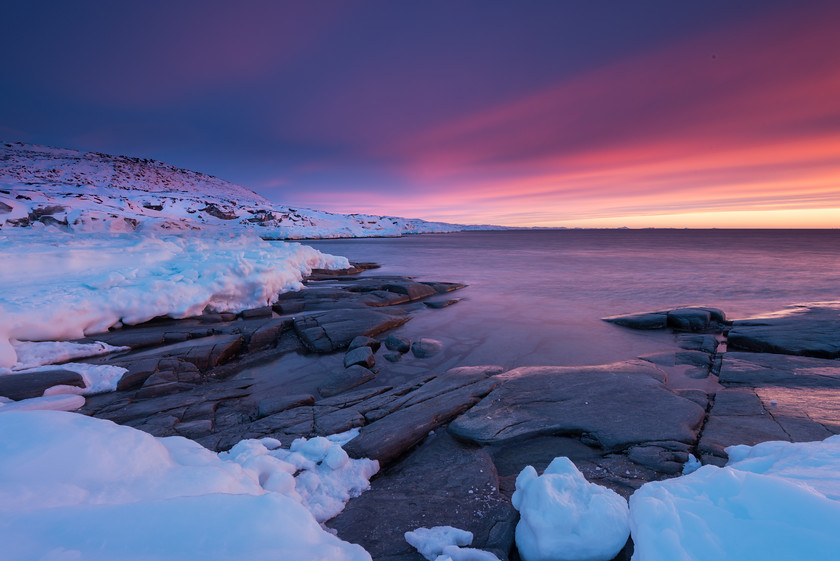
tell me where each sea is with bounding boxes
[296,230,840,370]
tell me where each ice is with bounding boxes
[0,410,372,561]
[629,436,840,561]
[11,340,129,370]
[405,526,500,561]
[0,228,349,369]
[512,457,630,561]
[682,453,701,475]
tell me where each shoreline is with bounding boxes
[1,264,839,560]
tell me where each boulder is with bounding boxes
[348,335,381,352]
[344,346,375,369]
[411,338,443,358]
[384,335,411,353]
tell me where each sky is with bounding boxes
[1,0,838,228]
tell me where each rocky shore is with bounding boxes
[5,264,839,561]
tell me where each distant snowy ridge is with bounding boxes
[0,142,501,238]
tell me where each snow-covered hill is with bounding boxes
[0,142,494,238]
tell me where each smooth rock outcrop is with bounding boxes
[294,309,409,352]
[0,369,86,400]
[449,362,706,450]
[411,338,443,358]
[719,352,840,387]
[728,308,840,358]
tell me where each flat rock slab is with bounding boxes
[120,334,243,371]
[728,307,840,358]
[329,432,516,561]
[344,377,499,465]
[449,361,706,450]
[294,309,410,352]
[698,388,789,459]
[719,352,840,387]
[604,307,725,331]
[0,369,85,400]
[344,346,375,368]
[754,386,840,440]
[318,365,376,398]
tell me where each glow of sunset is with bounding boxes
[2,2,838,228]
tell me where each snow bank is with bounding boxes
[405,526,500,561]
[0,394,85,413]
[629,436,840,561]
[0,410,373,561]
[512,457,630,561]
[0,228,349,369]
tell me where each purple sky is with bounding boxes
[2,1,838,227]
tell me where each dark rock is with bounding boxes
[603,312,668,330]
[329,432,516,561]
[626,443,691,475]
[294,309,410,353]
[344,346,376,368]
[449,362,706,450]
[384,335,411,353]
[316,385,392,408]
[383,352,402,362]
[361,291,410,307]
[175,419,214,439]
[201,203,237,220]
[718,352,840,387]
[423,298,461,309]
[240,306,273,319]
[421,281,467,294]
[344,378,498,466]
[698,388,789,458]
[272,300,305,315]
[248,318,294,351]
[727,307,840,358]
[0,369,85,400]
[257,394,315,418]
[753,386,840,440]
[119,334,243,371]
[314,407,366,435]
[318,365,376,398]
[667,308,716,331]
[677,334,720,354]
[348,335,382,352]
[383,281,437,301]
[411,338,443,358]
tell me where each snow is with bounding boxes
[0,410,374,561]
[219,432,380,522]
[405,526,500,561]
[512,457,630,561]
[0,227,349,369]
[629,436,840,561]
[10,340,129,370]
[0,142,481,238]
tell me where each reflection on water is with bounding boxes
[291,230,839,368]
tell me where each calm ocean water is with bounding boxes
[297,230,840,369]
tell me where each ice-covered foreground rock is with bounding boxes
[512,457,630,561]
[0,410,373,561]
[630,436,840,561]
[0,228,349,369]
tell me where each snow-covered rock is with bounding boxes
[0,227,349,369]
[512,457,630,561]
[405,526,501,561]
[0,141,487,238]
[0,410,373,561]
[629,436,840,561]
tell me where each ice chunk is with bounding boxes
[405,526,474,561]
[512,457,630,561]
